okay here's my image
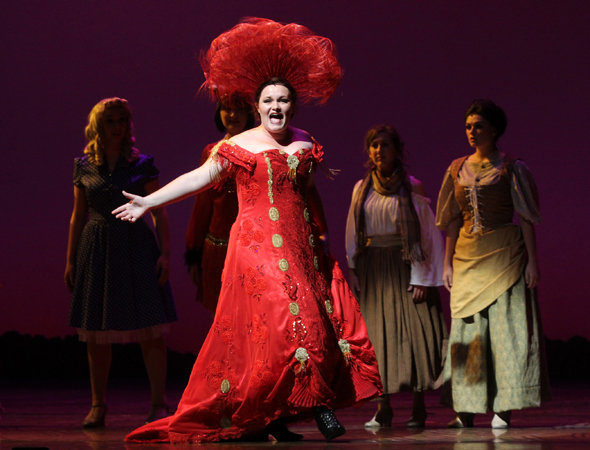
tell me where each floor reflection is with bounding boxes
[1,380,589,449]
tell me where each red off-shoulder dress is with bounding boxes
[126,140,382,443]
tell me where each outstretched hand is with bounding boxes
[112,191,149,222]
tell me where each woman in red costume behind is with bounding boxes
[185,100,255,316]
[113,18,382,442]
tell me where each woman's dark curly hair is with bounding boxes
[465,99,508,141]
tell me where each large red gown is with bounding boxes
[126,140,382,443]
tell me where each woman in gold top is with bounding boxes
[436,99,550,429]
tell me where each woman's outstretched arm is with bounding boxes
[112,157,227,222]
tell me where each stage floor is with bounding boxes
[1,379,589,449]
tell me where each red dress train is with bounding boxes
[126,141,382,443]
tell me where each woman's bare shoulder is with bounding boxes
[229,128,257,147]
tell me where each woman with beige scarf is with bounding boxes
[436,99,550,429]
[346,125,447,428]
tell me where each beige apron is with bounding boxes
[450,224,525,318]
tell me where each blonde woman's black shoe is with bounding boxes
[82,404,107,428]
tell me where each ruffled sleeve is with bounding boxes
[137,154,160,182]
[311,139,324,163]
[73,157,85,188]
[345,180,363,269]
[301,139,332,179]
[295,141,324,174]
[215,140,257,171]
[209,140,256,181]
[435,166,461,230]
[410,193,444,287]
[511,160,541,224]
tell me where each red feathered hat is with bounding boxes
[200,18,342,106]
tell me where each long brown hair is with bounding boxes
[363,124,406,167]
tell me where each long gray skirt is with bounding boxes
[356,246,448,393]
[440,274,551,413]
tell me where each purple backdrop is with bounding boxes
[1,1,588,354]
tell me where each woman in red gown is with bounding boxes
[114,19,382,442]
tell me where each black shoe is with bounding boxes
[313,406,346,440]
[268,418,304,441]
[82,404,107,428]
[447,413,474,428]
[406,410,428,428]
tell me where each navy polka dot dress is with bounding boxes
[68,154,177,338]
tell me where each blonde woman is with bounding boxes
[65,98,177,427]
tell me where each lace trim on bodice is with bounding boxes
[464,185,483,234]
[451,155,517,235]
